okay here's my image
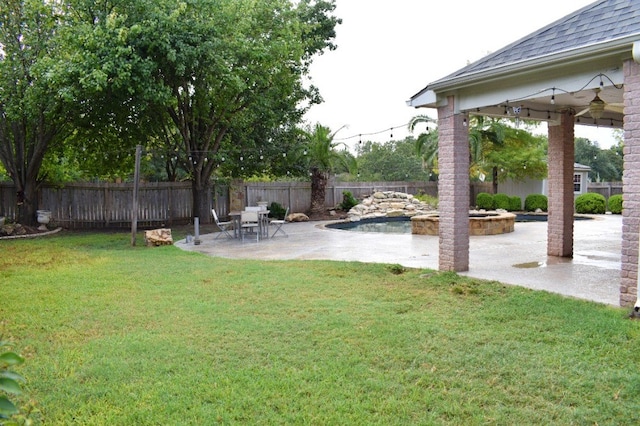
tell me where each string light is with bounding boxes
[333,121,415,142]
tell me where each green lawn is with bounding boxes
[1,231,639,425]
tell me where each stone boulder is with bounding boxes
[287,212,309,222]
[347,191,436,222]
[144,228,173,246]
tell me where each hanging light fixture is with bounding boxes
[589,92,606,119]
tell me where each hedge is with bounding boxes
[524,194,548,212]
[575,193,606,214]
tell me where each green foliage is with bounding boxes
[0,341,24,421]
[475,192,495,210]
[509,196,522,211]
[268,202,287,220]
[415,193,438,209]
[339,191,358,211]
[408,115,439,180]
[356,138,432,181]
[608,194,623,214]
[575,193,606,214]
[469,117,548,183]
[493,193,510,210]
[575,138,623,182]
[524,194,548,212]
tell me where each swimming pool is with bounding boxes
[326,214,592,234]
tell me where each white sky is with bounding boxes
[304,0,620,150]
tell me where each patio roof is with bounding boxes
[408,0,640,128]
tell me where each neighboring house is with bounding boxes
[572,163,591,197]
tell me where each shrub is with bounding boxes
[339,191,359,211]
[268,202,287,220]
[524,194,548,212]
[415,194,438,209]
[493,193,510,210]
[509,196,522,212]
[608,194,623,214]
[476,192,495,210]
[575,193,606,214]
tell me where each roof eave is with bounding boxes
[408,35,640,109]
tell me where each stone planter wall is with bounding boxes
[412,212,516,236]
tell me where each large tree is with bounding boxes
[131,0,340,218]
[4,0,339,220]
[356,138,430,182]
[575,137,623,182]
[0,0,71,224]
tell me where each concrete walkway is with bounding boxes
[176,214,623,306]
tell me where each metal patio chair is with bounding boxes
[240,210,260,242]
[270,207,289,238]
[212,209,234,239]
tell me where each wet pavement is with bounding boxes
[176,214,623,306]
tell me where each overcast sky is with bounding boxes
[304,0,619,150]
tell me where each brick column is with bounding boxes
[621,59,640,307]
[437,97,469,271]
[547,111,575,257]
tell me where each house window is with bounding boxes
[574,174,582,193]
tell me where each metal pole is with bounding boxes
[131,145,142,246]
[194,216,201,245]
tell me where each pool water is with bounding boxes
[326,217,411,234]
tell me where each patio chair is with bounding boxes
[211,209,234,239]
[270,207,289,238]
[240,210,260,242]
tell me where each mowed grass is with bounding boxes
[1,231,640,425]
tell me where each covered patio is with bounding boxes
[407,0,640,306]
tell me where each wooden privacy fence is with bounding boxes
[242,181,441,214]
[2,180,620,229]
[0,182,197,229]
[586,182,623,199]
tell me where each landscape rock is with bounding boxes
[144,228,173,246]
[347,191,436,222]
[288,212,309,222]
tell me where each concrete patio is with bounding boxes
[176,214,622,307]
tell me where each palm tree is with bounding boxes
[468,116,507,192]
[408,115,438,179]
[303,124,356,215]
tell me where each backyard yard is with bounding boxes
[1,230,639,424]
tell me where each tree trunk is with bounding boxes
[191,176,205,223]
[492,166,498,194]
[16,178,39,226]
[310,168,327,215]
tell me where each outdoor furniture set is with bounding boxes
[212,206,288,242]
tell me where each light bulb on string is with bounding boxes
[550,88,555,105]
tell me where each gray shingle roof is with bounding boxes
[438,0,640,82]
